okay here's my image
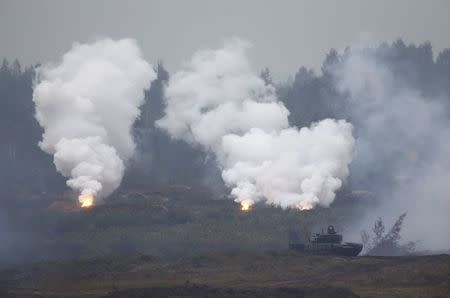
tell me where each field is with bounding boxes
[1,187,448,297]
[0,186,370,264]
[1,252,449,297]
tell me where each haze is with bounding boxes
[1,0,450,79]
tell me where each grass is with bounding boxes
[1,186,448,297]
[1,252,449,297]
[0,186,367,264]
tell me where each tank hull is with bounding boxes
[289,242,363,257]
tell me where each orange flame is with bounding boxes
[79,193,94,208]
[240,199,254,211]
[299,203,313,211]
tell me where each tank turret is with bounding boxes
[289,225,363,256]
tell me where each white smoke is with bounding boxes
[335,49,450,250]
[157,39,354,210]
[33,38,155,200]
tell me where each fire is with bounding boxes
[79,193,94,208]
[240,199,254,211]
[299,203,313,211]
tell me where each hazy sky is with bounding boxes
[1,0,450,80]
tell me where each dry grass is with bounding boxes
[1,252,449,297]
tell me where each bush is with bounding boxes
[361,213,416,256]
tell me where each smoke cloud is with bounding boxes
[157,39,354,210]
[33,38,155,200]
[334,49,450,250]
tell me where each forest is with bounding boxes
[2,39,450,199]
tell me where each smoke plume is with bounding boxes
[33,38,155,201]
[157,39,354,210]
[334,49,450,250]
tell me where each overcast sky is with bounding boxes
[1,0,450,80]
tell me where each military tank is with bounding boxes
[289,225,363,256]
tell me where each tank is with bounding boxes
[289,225,363,256]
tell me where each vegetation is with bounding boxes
[2,40,450,198]
[1,41,449,296]
[1,251,449,297]
[0,186,368,265]
[361,213,416,256]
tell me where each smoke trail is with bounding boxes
[334,49,450,250]
[157,39,354,210]
[33,38,155,202]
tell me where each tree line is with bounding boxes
[1,39,450,200]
